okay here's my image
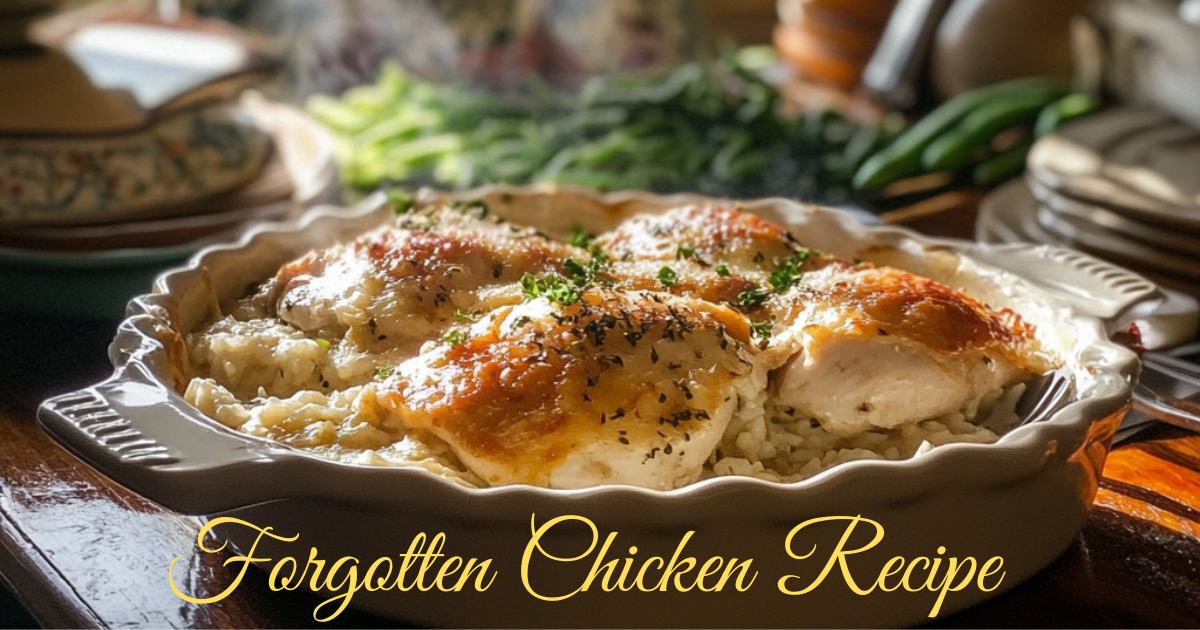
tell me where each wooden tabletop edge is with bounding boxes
[0,507,108,629]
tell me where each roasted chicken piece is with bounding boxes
[771,265,1053,437]
[241,204,581,356]
[599,206,1050,437]
[595,205,804,303]
[594,205,844,354]
[377,289,763,490]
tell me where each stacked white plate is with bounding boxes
[979,106,1200,440]
[979,106,1200,299]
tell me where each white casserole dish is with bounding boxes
[38,187,1146,628]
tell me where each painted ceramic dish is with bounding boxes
[0,98,337,319]
[38,187,1142,628]
[1,14,278,226]
[0,102,272,227]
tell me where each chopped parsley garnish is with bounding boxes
[589,245,611,270]
[443,330,468,346]
[715,264,730,277]
[568,224,594,248]
[750,320,773,348]
[562,246,613,289]
[767,249,811,293]
[386,189,414,215]
[521,273,541,299]
[521,272,582,305]
[564,258,589,286]
[374,366,393,380]
[451,199,488,218]
[736,286,769,307]
[551,282,584,305]
[452,309,479,323]
[767,266,795,293]
[315,337,332,349]
[675,245,703,262]
[657,266,678,287]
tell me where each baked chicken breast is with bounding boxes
[244,204,581,356]
[593,204,848,362]
[183,198,1057,490]
[771,265,1053,437]
[596,204,835,307]
[377,289,762,490]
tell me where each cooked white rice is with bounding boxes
[182,315,1026,488]
[706,381,1025,483]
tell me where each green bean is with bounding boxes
[575,131,637,167]
[1034,93,1100,138]
[382,134,461,169]
[308,95,394,134]
[852,78,1067,190]
[839,125,883,176]
[354,110,442,148]
[971,139,1034,188]
[309,49,884,201]
[921,90,1060,172]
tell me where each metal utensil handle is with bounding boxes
[37,362,311,514]
[1133,385,1200,433]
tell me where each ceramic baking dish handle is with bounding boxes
[967,242,1198,348]
[37,362,315,514]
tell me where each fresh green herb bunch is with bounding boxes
[309,48,896,204]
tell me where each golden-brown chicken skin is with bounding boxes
[377,289,763,490]
[185,199,1059,490]
[599,205,801,271]
[771,265,1053,436]
[595,205,844,322]
[243,204,583,356]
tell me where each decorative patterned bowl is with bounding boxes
[38,188,1144,627]
[0,98,336,319]
[1,15,277,227]
[0,102,272,227]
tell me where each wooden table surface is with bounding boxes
[1,306,1199,629]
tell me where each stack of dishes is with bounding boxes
[979,105,1200,441]
[978,106,1200,300]
[0,9,338,319]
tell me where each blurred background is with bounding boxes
[3,2,1200,627]
[3,0,1200,313]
